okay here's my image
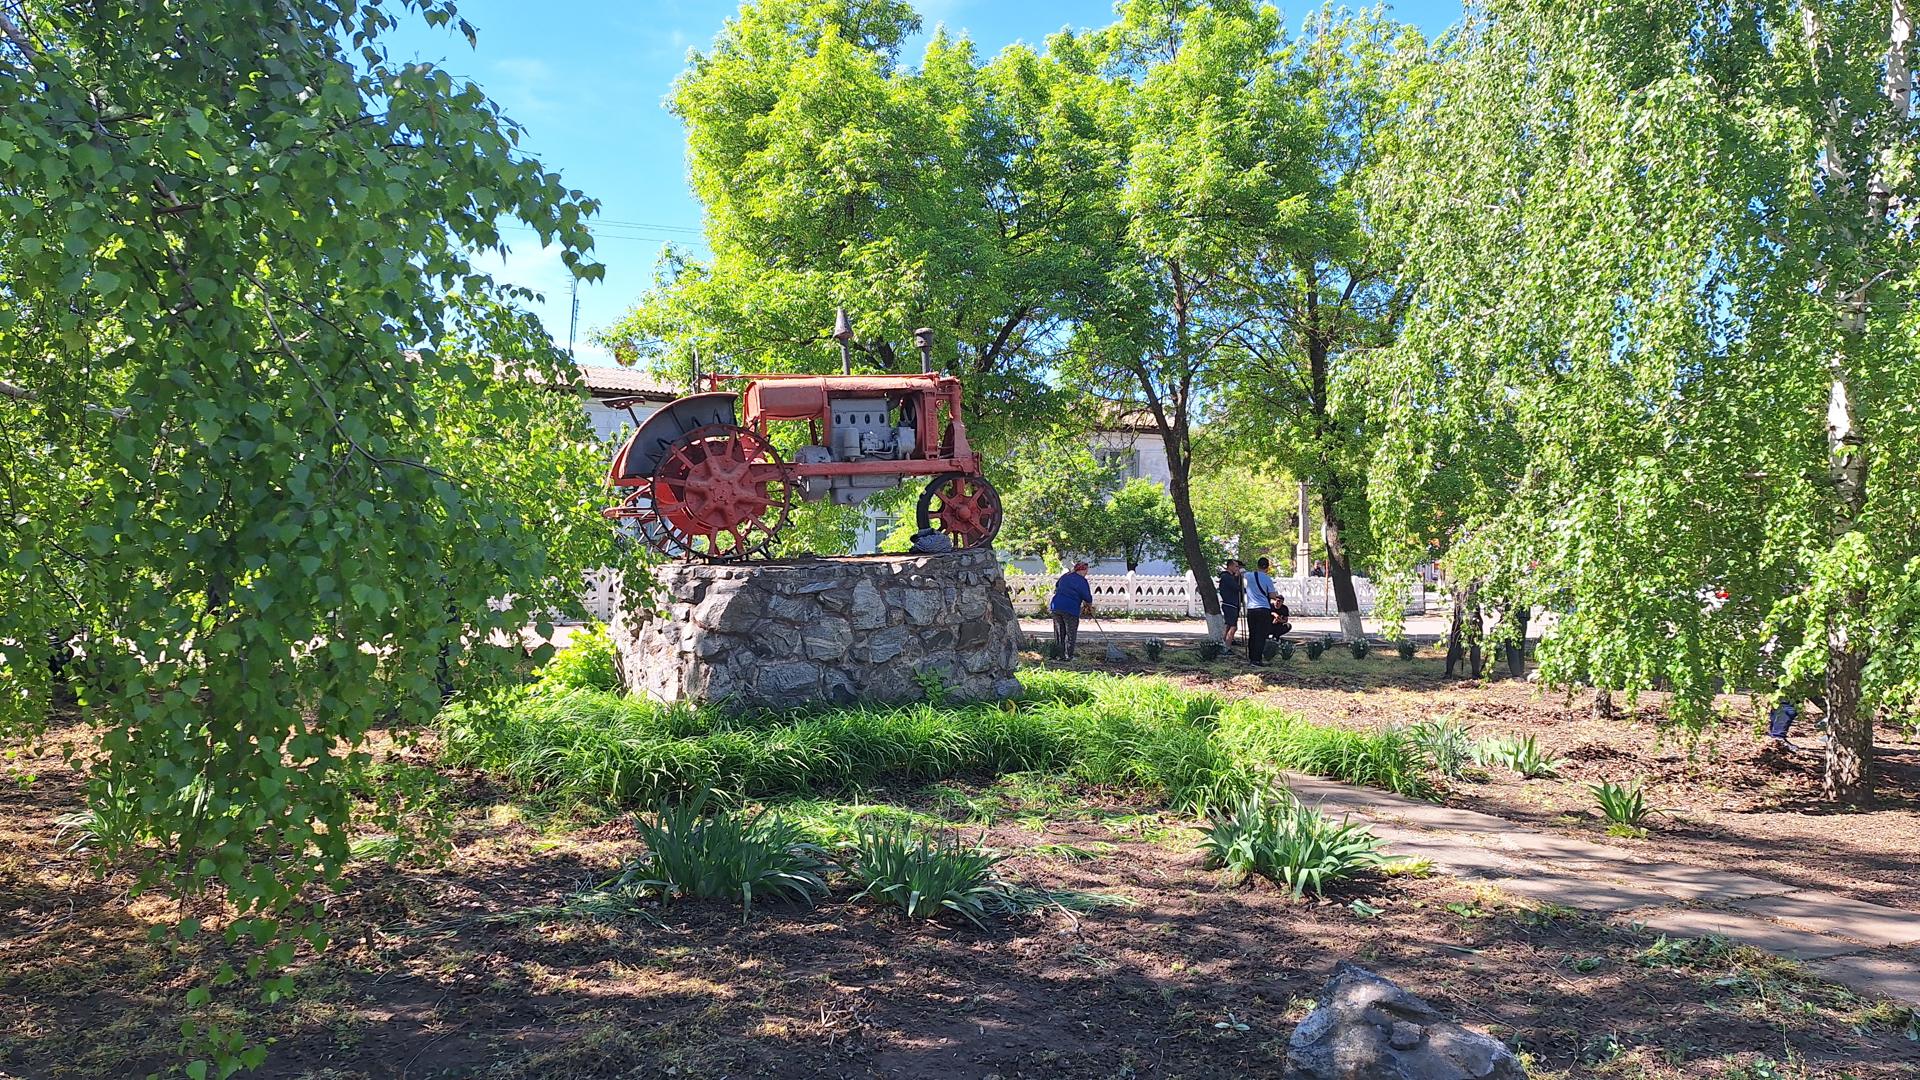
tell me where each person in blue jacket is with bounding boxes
[1049,561,1094,661]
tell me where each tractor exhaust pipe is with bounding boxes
[913,327,932,374]
[833,308,853,375]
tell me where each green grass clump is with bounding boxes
[613,794,830,920]
[1216,702,1435,799]
[441,669,1429,814]
[1405,717,1474,779]
[1198,786,1387,898]
[537,624,620,691]
[1476,733,1566,779]
[847,821,1011,927]
[1590,778,1657,835]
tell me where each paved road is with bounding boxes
[1288,773,1920,1006]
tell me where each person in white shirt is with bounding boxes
[1244,557,1280,664]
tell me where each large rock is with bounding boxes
[609,551,1022,709]
[1287,964,1526,1080]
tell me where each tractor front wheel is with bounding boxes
[916,473,1002,550]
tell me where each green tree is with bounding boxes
[1054,0,1326,624]
[1188,461,1301,570]
[1216,6,1421,641]
[602,0,1107,454]
[1100,477,1181,571]
[995,439,1119,564]
[0,0,624,1040]
[1369,2,1920,801]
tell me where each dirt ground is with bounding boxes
[1147,650,1920,914]
[6,703,1920,1080]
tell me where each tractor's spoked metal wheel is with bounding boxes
[916,473,1002,550]
[608,483,691,559]
[650,424,795,561]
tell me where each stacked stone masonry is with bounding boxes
[610,550,1023,708]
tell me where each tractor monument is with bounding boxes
[599,319,1022,707]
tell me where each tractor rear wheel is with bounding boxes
[916,473,1002,550]
[651,424,796,561]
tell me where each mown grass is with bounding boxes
[439,666,1432,814]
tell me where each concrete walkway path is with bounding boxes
[1018,614,1466,643]
[1284,773,1920,1007]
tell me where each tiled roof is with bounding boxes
[574,365,681,400]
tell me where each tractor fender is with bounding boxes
[608,392,739,484]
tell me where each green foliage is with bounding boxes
[1277,638,1296,662]
[1367,0,1920,795]
[1305,639,1326,661]
[1589,779,1652,831]
[1395,640,1415,660]
[1404,717,1473,780]
[0,7,633,1048]
[444,669,1432,818]
[1475,735,1564,780]
[847,822,1010,927]
[997,441,1123,565]
[1144,637,1165,662]
[1101,478,1182,571]
[1348,639,1371,660]
[1188,461,1305,569]
[537,625,620,692]
[1214,701,1434,799]
[615,794,831,920]
[1198,786,1387,899]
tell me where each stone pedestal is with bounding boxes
[610,550,1023,708]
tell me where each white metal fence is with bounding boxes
[1004,570,1423,618]
[578,566,1422,624]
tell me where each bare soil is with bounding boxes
[5,703,1919,1080]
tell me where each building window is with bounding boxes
[1094,447,1139,478]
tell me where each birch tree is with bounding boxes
[1370,1,1920,802]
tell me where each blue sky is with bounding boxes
[385,1,1465,364]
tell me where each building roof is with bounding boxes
[573,365,682,401]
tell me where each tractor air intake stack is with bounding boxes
[914,327,933,374]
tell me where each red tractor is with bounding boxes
[604,368,1002,561]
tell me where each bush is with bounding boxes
[1305,639,1326,661]
[1144,637,1164,661]
[848,822,1010,927]
[1405,717,1474,779]
[1590,778,1653,833]
[1216,702,1435,799]
[1476,734,1565,779]
[1278,639,1295,661]
[1263,638,1280,661]
[1198,640,1223,661]
[536,624,619,691]
[1396,640,1416,660]
[615,794,831,920]
[1198,786,1387,898]
[1348,638,1370,660]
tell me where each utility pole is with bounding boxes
[1294,480,1311,579]
[568,277,580,360]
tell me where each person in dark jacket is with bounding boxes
[1217,559,1244,645]
[1049,561,1094,661]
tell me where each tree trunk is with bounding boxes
[1823,361,1871,801]
[1504,606,1530,680]
[1593,688,1616,722]
[1166,444,1219,617]
[1467,599,1485,679]
[1318,484,1364,641]
[1444,587,1466,678]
